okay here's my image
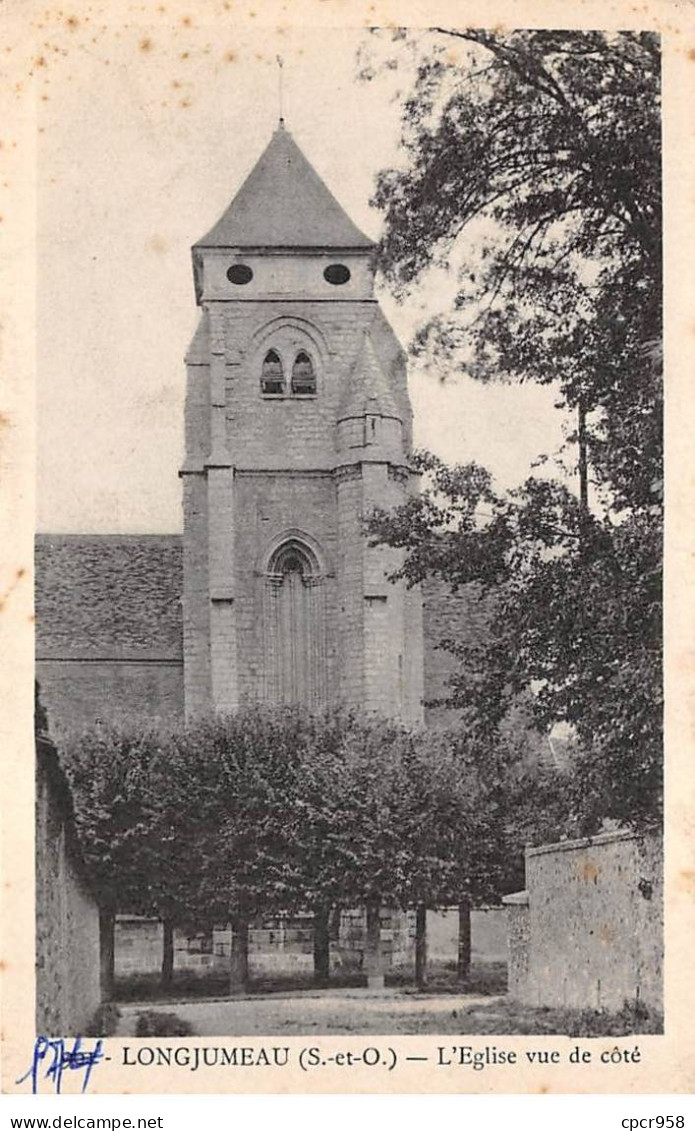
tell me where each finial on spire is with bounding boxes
[276,55,285,128]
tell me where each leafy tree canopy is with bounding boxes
[365,28,661,513]
[63,705,566,925]
[363,29,662,830]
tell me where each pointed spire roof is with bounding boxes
[339,332,401,422]
[195,125,375,250]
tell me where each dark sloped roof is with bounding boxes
[35,535,183,659]
[194,126,374,250]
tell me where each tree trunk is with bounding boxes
[457,899,472,983]
[415,904,428,990]
[161,919,174,990]
[313,905,330,987]
[229,917,249,993]
[99,909,115,1000]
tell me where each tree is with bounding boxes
[62,725,166,996]
[64,703,566,994]
[366,29,661,509]
[297,713,533,987]
[161,706,321,990]
[368,449,661,829]
[167,707,526,990]
[363,29,662,830]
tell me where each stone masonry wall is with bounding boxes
[182,286,423,720]
[505,830,663,1014]
[233,471,340,705]
[115,910,416,980]
[36,734,101,1036]
[35,534,185,733]
[422,580,491,729]
[36,660,184,736]
[181,475,212,716]
[219,301,410,471]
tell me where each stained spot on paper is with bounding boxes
[0,569,26,612]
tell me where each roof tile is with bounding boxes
[194,126,374,250]
[35,535,183,659]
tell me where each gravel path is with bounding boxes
[117,989,505,1036]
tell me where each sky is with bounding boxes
[36,18,567,533]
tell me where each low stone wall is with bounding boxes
[427,907,507,962]
[115,908,416,980]
[36,734,102,1036]
[504,829,662,1014]
[116,919,221,977]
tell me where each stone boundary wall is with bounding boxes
[427,906,507,962]
[504,829,662,1013]
[115,909,416,979]
[36,733,101,1036]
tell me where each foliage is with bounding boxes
[162,706,514,917]
[84,1002,122,1038]
[62,725,165,916]
[367,28,661,511]
[64,704,543,927]
[159,706,323,924]
[447,997,662,1036]
[363,28,662,830]
[297,715,507,909]
[368,449,661,829]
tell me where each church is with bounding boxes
[35,123,472,736]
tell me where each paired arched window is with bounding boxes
[291,351,316,395]
[261,349,316,397]
[261,349,284,395]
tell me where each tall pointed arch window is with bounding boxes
[263,539,327,708]
[261,349,284,395]
[291,351,316,395]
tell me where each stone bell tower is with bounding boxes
[181,123,424,722]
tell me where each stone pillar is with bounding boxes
[208,465,237,712]
[229,917,249,993]
[362,462,400,715]
[181,471,212,716]
[206,305,237,712]
[335,465,365,707]
[365,901,385,990]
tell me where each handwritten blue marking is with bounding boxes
[16,1036,105,1094]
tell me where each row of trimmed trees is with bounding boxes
[62,704,569,995]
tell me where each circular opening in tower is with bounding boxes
[323,264,351,286]
[227,264,253,285]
